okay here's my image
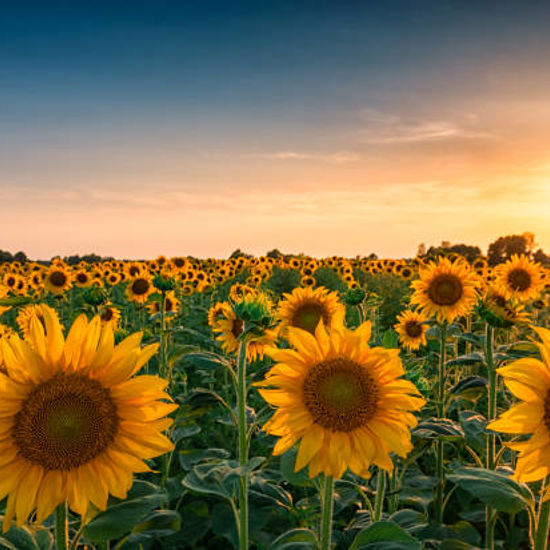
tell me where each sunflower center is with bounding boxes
[231,319,244,338]
[405,320,423,338]
[291,303,329,334]
[50,271,67,287]
[12,373,119,471]
[132,278,150,295]
[302,358,378,432]
[428,274,463,306]
[101,308,114,322]
[76,273,88,283]
[507,268,531,292]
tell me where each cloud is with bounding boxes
[357,108,497,144]
[247,150,360,164]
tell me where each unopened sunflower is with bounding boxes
[410,257,479,323]
[277,286,345,336]
[0,306,175,529]
[487,326,550,486]
[257,321,425,479]
[394,310,429,351]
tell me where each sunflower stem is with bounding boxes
[373,469,386,521]
[435,323,447,523]
[55,503,68,550]
[535,485,550,550]
[236,337,249,550]
[319,474,334,550]
[485,323,497,550]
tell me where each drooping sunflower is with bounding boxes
[478,287,529,328]
[44,265,73,295]
[16,304,63,342]
[277,286,346,336]
[0,305,175,529]
[494,254,544,302]
[410,257,480,323]
[257,321,425,479]
[487,326,550,485]
[394,310,429,351]
[126,274,154,304]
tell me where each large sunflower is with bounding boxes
[394,310,428,351]
[0,305,175,529]
[257,321,425,479]
[494,254,544,302]
[410,257,479,323]
[487,326,550,485]
[277,286,345,336]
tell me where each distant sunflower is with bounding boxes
[44,265,72,295]
[209,301,277,362]
[147,291,180,319]
[0,285,11,316]
[99,303,121,330]
[394,310,428,351]
[0,307,175,529]
[16,304,63,342]
[487,326,550,485]
[73,269,93,288]
[257,321,425,478]
[126,275,154,304]
[410,258,479,323]
[277,286,345,336]
[495,254,544,302]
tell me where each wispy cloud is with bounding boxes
[247,150,360,164]
[356,108,497,145]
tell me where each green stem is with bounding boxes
[485,324,497,550]
[373,469,386,521]
[55,503,68,550]
[435,323,447,523]
[535,491,550,550]
[319,475,335,550]
[236,338,249,550]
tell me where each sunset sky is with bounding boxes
[2,1,550,260]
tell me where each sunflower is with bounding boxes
[126,275,154,304]
[494,254,544,302]
[0,324,15,374]
[0,285,11,317]
[99,304,122,330]
[0,306,175,530]
[16,304,63,342]
[257,321,425,478]
[73,269,93,288]
[394,310,428,351]
[44,265,73,295]
[209,301,278,362]
[146,291,180,319]
[277,286,346,336]
[487,326,550,485]
[478,288,529,328]
[410,257,480,323]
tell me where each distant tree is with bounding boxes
[424,243,481,263]
[417,243,427,257]
[229,249,253,259]
[266,249,283,259]
[487,234,532,266]
[534,248,550,266]
[13,251,27,263]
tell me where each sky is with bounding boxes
[1,0,550,260]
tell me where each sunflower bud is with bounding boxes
[153,275,177,292]
[343,287,366,306]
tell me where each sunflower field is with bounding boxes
[0,252,549,550]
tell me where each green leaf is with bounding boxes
[414,418,465,440]
[349,521,421,550]
[280,448,314,487]
[382,329,399,349]
[178,448,231,470]
[83,484,168,541]
[459,410,487,451]
[446,352,484,367]
[450,376,487,401]
[271,528,317,549]
[389,509,428,534]
[211,502,238,548]
[447,467,534,514]
[132,510,181,537]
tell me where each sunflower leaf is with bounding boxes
[349,521,421,550]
